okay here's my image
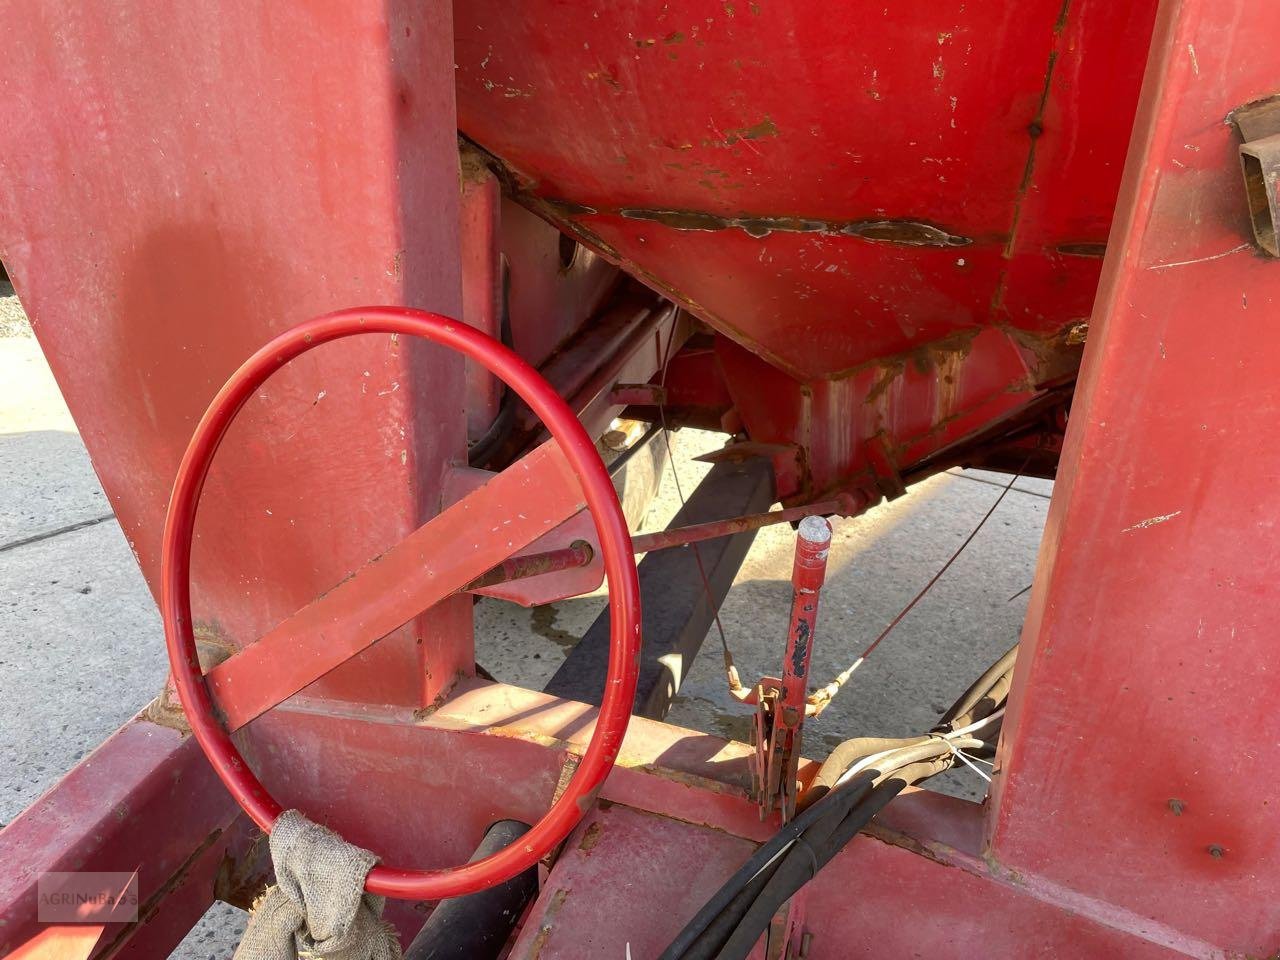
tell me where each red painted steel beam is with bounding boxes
[301,680,1180,959]
[0,714,245,960]
[988,1,1280,954]
[207,438,583,732]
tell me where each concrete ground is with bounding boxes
[0,282,1050,958]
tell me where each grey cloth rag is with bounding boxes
[233,810,402,960]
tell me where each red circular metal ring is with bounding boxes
[159,306,641,900]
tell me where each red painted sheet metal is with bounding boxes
[989,1,1280,954]
[501,198,622,369]
[452,0,1156,502]
[454,0,1157,379]
[715,326,1041,498]
[506,800,1188,960]
[996,0,1161,333]
[240,680,773,938]
[798,833,1190,960]
[570,218,1002,382]
[0,0,471,709]
[457,1,1056,223]
[508,803,763,960]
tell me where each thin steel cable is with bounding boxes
[859,468,1020,662]
[808,467,1024,712]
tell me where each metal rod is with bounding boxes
[774,516,833,819]
[629,493,855,554]
[460,540,594,592]
[462,493,856,591]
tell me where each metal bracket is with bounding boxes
[1234,97,1280,257]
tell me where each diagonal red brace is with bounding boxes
[209,439,584,731]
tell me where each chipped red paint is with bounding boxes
[1,0,1277,955]
[453,0,1160,499]
[990,0,1280,952]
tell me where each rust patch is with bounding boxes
[528,922,554,959]
[859,330,980,405]
[411,669,469,720]
[194,622,237,672]
[728,116,780,141]
[551,752,583,805]
[613,206,971,245]
[624,760,751,796]
[1056,241,1107,258]
[578,821,605,853]
[457,141,493,187]
[542,197,598,218]
[547,887,570,913]
[931,347,968,421]
[861,821,966,869]
[1003,319,1086,385]
[907,331,978,375]
[848,220,970,247]
[214,832,271,910]
[143,685,191,735]
[528,888,571,960]
[865,359,906,406]
[618,207,824,238]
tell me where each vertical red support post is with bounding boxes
[0,0,472,710]
[987,1,1280,955]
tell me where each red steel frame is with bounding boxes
[2,0,1279,957]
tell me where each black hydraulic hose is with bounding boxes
[657,775,878,960]
[664,738,975,960]
[404,820,538,960]
[809,758,946,865]
[711,756,957,960]
[680,853,787,959]
[467,388,517,469]
[682,773,885,960]
[935,642,1018,730]
[667,642,1019,960]
[713,779,911,960]
[797,735,931,813]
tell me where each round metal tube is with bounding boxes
[159,306,641,900]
